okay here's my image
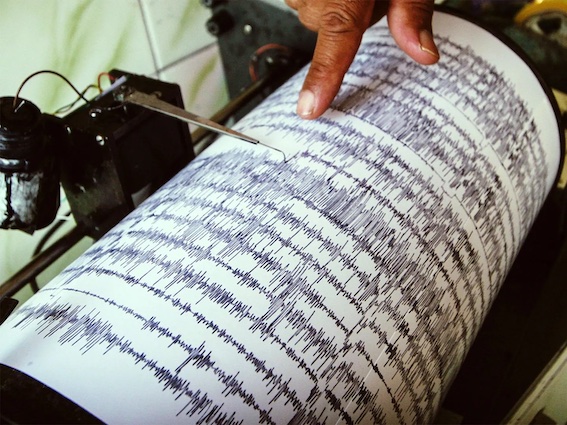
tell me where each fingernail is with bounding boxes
[297,90,315,117]
[419,29,439,58]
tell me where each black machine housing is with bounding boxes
[60,70,194,238]
[203,0,317,118]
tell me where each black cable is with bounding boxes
[12,70,90,111]
[52,84,98,115]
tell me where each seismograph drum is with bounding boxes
[0,10,563,425]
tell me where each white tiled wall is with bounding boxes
[0,0,228,302]
[140,0,216,69]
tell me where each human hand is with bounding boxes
[285,0,439,119]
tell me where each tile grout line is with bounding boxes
[137,0,161,78]
[157,41,219,75]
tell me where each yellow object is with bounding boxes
[515,0,567,47]
[515,0,567,24]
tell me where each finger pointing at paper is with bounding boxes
[285,0,440,120]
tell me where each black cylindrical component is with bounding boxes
[0,97,43,165]
[206,10,233,36]
[0,97,60,233]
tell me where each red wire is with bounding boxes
[97,72,115,93]
[248,43,291,82]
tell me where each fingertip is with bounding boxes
[390,26,440,66]
[294,0,374,119]
[418,29,440,64]
[297,89,317,119]
[387,0,439,65]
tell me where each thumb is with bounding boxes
[387,0,439,65]
[297,0,374,120]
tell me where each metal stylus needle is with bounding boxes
[121,89,260,145]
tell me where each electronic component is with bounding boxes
[0,70,195,238]
[60,70,194,238]
[0,97,61,233]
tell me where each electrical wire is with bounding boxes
[248,43,291,82]
[52,84,98,115]
[97,71,116,93]
[12,70,90,112]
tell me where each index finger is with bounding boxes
[297,0,374,119]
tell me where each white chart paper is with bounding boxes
[0,11,562,424]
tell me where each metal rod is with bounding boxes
[191,73,275,147]
[0,225,87,299]
[124,91,260,145]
